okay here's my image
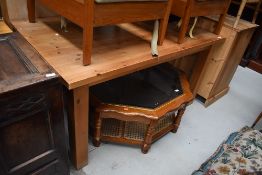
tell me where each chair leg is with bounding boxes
[93,112,102,147]
[83,28,93,66]
[171,105,186,133]
[158,19,168,46]
[252,0,262,23]
[214,14,224,35]
[27,0,36,23]
[234,0,247,28]
[142,121,156,154]
[158,0,174,45]
[214,13,227,35]
[214,0,231,34]
[178,13,191,44]
[82,0,94,66]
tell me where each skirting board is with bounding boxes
[248,60,262,74]
[198,87,230,107]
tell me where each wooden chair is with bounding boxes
[27,0,174,66]
[90,63,193,153]
[171,0,231,43]
[233,0,262,28]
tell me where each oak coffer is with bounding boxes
[0,32,69,175]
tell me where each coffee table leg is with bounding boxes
[142,121,157,154]
[68,86,89,170]
[172,105,186,133]
[93,111,102,147]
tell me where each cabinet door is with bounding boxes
[0,82,69,175]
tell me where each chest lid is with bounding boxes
[0,33,58,94]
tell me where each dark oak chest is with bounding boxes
[0,33,69,175]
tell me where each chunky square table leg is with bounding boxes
[68,86,89,170]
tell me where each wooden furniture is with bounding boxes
[247,43,262,73]
[0,3,2,18]
[0,0,56,27]
[11,17,224,169]
[195,16,257,106]
[229,0,262,72]
[244,24,262,73]
[27,0,174,66]
[0,32,69,175]
[171,0,231,43]
[233,0,261,28]
[90,64,193,153]
[252,112,262,128]
[0,20,12,34]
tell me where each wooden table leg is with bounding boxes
[68,86,89,170]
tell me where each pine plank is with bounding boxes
[196,16,257,104]
[12,17,223,89]
[0,20,12,34]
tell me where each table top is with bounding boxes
[12,17,223,89]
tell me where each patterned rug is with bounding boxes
[192,127,262,175]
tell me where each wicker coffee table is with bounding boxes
[90,63,193,153]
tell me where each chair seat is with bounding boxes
[95,0,167,3]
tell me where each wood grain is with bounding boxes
[0,0,55,25]
[0,20,12,34]
[0,32,69,175]
[196,16,257,106]
[67,86,89,169]
[171,0,231,43]
[11,17,224,169]
[92,70,192,154]
[82,0,94,65]
[94,2,166,26]
[12,17,224,90]
[26,0,173,65]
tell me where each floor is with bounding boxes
[71,66,262,175]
